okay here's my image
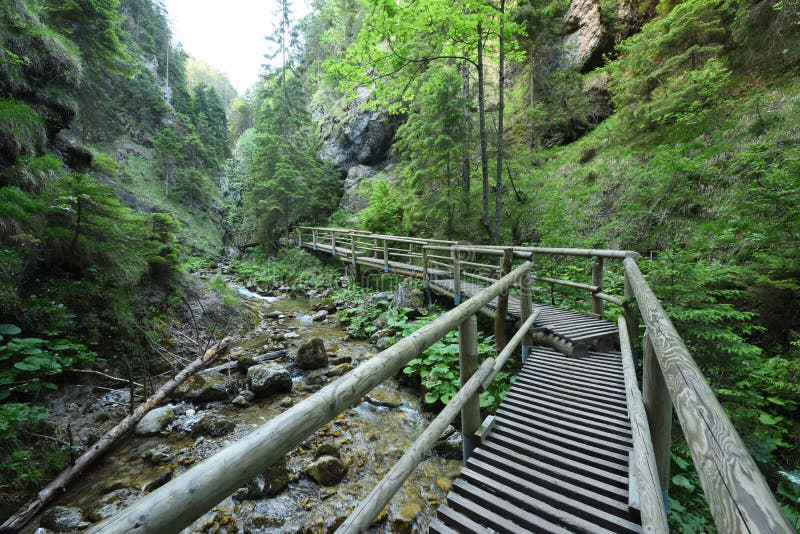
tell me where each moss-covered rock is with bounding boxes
[247,362,292,397]
[306,455,347,486]
[174,372,229,402]
[296,338,328,370]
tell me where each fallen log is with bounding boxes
[0,337,231,533]
[531,331,588,357]
[199,349,286,374]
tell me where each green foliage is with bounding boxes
[230,249,340,292]
[393,64,466,236]
[668,448,716,533]
[608,0,733,129]
[357,178,403,234]
[0,402,71,494]
[236,68,339,243]
[0,99,46,165]
[643,250,762,371]
[0,324,96,400]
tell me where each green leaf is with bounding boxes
[424,391,439,403]
[672,453,691,470]
[0,324,21,335]
[672,474,695,492]
[758,411,783,425]
[14,361,38,371]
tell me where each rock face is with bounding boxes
[296,338,328,370]
[134,405,175,436]
[318,88,395,170]
[247,363,292,397]
[306,455,348,486]
[315,87,399,214]
[561,0,607,71]
[340,164,374,214]
[560,0,642,72]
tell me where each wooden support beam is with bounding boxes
[592,256,604,316]
[452,248,462,304]
[530,331,588,357]
[422,247,429,288]
[494,249,513,352]
[459,314,480,461]
[519,261,534,362]
[643,330,672,497]
[383,239,389,272]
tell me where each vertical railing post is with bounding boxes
[494,249,514,352]
[331,231,336,256]
[623,269,639,353]
[452,248,462,305]
[592,256,604,316]
[296,228,302,248]
[459,314,479,462]
[382,239,389,272]
[519,254,533,363]
[373,238,378,258]
[422,246,429,289]
[312,228,317,251]
[643,330,672,511]
[350,233,356,266]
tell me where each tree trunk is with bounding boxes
[494,0,505,245]
[477,23,490,239]
[461,60,471,210]
[0,338,232,533]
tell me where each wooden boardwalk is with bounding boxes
[430,346,642,533]
[302,235,649,531]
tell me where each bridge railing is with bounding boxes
[299,228,791,533]
[90,261,535,534]
[95,228,790,533]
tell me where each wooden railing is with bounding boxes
[91,228,791,533]
[297,227,792,533]
[90,263,536,533]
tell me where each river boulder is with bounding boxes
[174,371,229,402]
[247,362,292,397]
[233,458,290,500]
[306,455,348,486]
[191,413,235,437]
[41,506,85,531]
[296,338,328,370]
[134,405,175,436]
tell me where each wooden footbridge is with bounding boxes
[89,227,791,534]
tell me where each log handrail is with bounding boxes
[624,257,792,533]
[295,228,788,531]
[90,262,534,534]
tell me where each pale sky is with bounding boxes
[163,0,312,95]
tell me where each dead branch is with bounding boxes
[0,337,231,533]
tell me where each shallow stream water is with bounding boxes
[33,279,461,533]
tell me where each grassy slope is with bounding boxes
[97,139,225,257]
[512,71,800,259]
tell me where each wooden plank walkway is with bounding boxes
[302,236,646,532]
[430,346,642,534]
[430,279,618,347]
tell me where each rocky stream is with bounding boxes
[28,271,463,534]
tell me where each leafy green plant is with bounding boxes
[668,448,716,533]
[0,324,95,400]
